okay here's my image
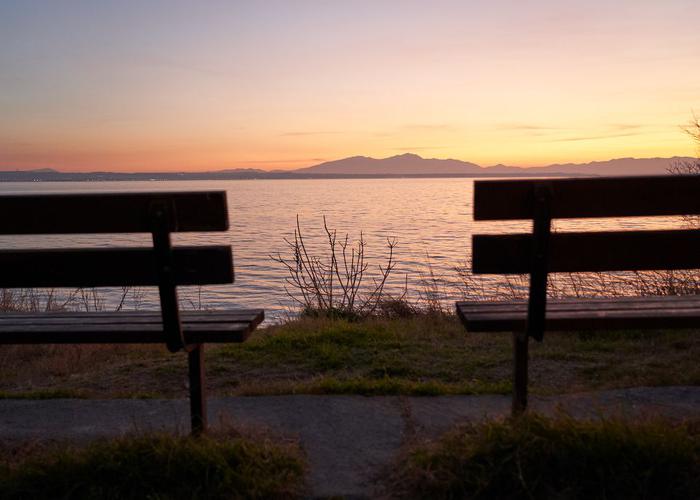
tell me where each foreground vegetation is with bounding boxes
[0,430,305,499]
[2,412,697,500]
[0,314,698,398]
[386,414,700,499]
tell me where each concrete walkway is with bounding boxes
[1,387,699,498]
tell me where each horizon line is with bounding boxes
[0,153,693,174]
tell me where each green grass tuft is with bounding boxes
[388,414,700,499]
[0,433,306,499]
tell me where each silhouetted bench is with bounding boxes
[0,191,263,434]
[457,176,700,415]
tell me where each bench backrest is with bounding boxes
[0,192,232,287]
[471,175,700,339]
[0,191,232,351]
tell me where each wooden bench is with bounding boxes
[456,175,700,415]
[0,191,264,434]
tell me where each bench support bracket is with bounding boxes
[526,183,552,343]
[149,200,185,353]
[188,344,207,435]
[512,330,529,416]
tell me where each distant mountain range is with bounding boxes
[293,153,695,176]
[0,154,695,181]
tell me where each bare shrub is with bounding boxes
[456,260,528,301]
[372,276,420,319]
[456,263,700,301]
[668,113,700,176]
[414,253,452,315]
[0,286,148,314]
[271,215,399,319]
[0,288,80,313]
[630,269,700,296]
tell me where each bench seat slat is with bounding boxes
[0,311,262,323]
[457,297,700,331]
[0,309,264,318]
[458,295,700,307]
[0,309,264,344]
[457,295,700,313]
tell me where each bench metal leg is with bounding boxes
[512,331,528,416]
[188,344,207,435]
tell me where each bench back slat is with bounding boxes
[0,191,228,234]
[474,175,700,220]
[0,246,233,287]
[473,230,700,274]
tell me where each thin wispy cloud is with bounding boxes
[392,146,447,151]
[610,124,645,131]
[239,158,326,164]
[497,123,566,131]
[139,55,240,80]
[372,131,394,138]
[498,123,652,143]
[550,132,643,143]
[279,131,344,137]
[402,123,456,132]
[372,124,455,139]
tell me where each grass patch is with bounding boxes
[0,315,698,397]
[305,377,511,396]
[235,376,511,397]
[216,315,495,395]
[387,414,700,499]
[0,431,306,499]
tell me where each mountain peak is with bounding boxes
[292,153,482,175]
[390,153,423,160]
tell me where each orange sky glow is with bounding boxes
[1,1,699,172]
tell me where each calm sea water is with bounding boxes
[0,179,683,321]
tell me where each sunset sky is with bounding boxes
[1,0,699,172]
